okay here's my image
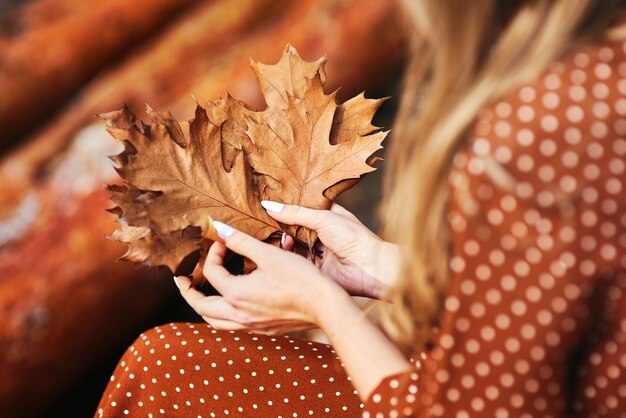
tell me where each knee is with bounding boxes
[122,322,199,358]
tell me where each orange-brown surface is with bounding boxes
[0,1,405,416]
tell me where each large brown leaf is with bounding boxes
[243,46,387,247]
[104,45,386,272]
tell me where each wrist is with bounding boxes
[308,275,354,326]
[374,241,401,290]
[369,277,388,300]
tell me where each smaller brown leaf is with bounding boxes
[210,94,254,172]
[103,102,281,273]
[145,104,188,147]
[110,223,203,274]
[107,184,160,228]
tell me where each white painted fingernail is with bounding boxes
[213,221,236,239]
[173,276,180,289]
[261,200,284,213]
[280,232,286,246]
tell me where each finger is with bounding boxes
[175,275,212,308]
[196,295,240,321]
[272,322,318,333]
[202,317,247,331]
[213,221,278,265]
[249,322,318,336]
[329,203,359,221]
[189,254,206,285]
[202,241,239,295]
[260,201,336,230]
[174,278,248,330]
[280,233,295,252]
[206,240,228,266]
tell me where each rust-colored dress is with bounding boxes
[96,38,626,417]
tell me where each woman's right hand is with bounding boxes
[261,200,400,299]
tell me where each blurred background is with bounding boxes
[0,0,408,416]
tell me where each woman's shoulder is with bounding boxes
[461,37,626,209]
[446,38,626,278]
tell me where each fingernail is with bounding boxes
[280,232,286,247]
[213,220,236,239]
[173,276,180,289]
[261,200,284,213]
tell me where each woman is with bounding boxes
[97,0,626,416]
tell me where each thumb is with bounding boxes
[260,201,335,231]
[212,221,277,266]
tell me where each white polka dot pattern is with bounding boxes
[96,323,362,417]
[363,39,626,417]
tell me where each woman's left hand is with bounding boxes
[175,221,345,335]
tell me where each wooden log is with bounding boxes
[0,0,293,190]
[0,189,178,417]
[0,0,406,415]
[175,0,407,115]
[0,1,290,415]
[0,0,203,148]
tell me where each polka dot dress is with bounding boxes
[365,38,626,418]
[97,38,626,417]
[97,324,363,417]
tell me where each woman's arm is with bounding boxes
[312,280,412,400]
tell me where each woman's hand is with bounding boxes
[177,222,412,401]
[261,200,400,299]
[175,221,346,335]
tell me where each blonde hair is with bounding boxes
[380,0,625,356]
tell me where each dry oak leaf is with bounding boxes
[103,45,387,272]
[241,46,388,247]
[102,104,280,272]
[324,92,388,201]
[110,222,203,274]
[210,44,327,175]
[248,45,387,198]
[107,183,203,273]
